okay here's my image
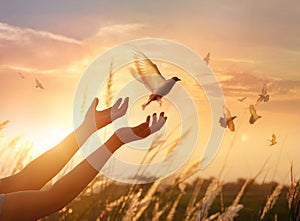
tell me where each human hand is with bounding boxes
[83,97,129,132]
[113,112,168,145]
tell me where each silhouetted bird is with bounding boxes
[219,107,236,131]
[269,134,277,146]
[130,50,181,110]
[35,78,44,89]
[203,52,210,65]
[249,104,261,124]
[237,96,247,102]
[18,72,25,79]
[257,84,269,104]
[0,120,10,130]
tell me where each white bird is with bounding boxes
[219,106,236,131]
[249,104,261,124]
[130,50,181,110]
[269,134,277,146]
[237,96,247,102]
[203,52,210,65]
[256,84,269,104]
[35,78,44,89]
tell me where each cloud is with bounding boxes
[220,72,300,100]
[216,58,255,64]
[0,22,81,44]
[96,23,145,36]
[0,21,149,76]
[0,22,88,73]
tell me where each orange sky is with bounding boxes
[0,0,299,183]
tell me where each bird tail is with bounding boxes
[141,103,147,110]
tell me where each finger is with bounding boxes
[119,97,129,112]
[150,114,167,133]
[152,113,157,125]
[88,98,98,112]
[123,97,129,106]
[113,98,122,109]
[146,115,151,125]
[159,112,165,117]
[94,97,99,108]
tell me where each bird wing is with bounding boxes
[249,104,257,117]
[256,96,264,104]
[238,96,247,102]
[129,67,153,91]
[18,72,24,78]
[227,120,235,132]
[219,117,226,128]
[133,50,166,93]
[224,107,232,119]
[36,79,44,89]
[264,95,270,102]
[261,84,267,95]
[203,53,210,64]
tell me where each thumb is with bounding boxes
[93,97,99,109]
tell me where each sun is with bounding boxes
[241,134,249,142]
[31,127,72,156]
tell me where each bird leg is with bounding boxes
[142,95,155,110]
[156,97,162,107]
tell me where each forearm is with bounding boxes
[49,134,122,207]
[0,135,123,221]
[0,123,96,193]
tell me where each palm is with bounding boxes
[115,112,167,144]
[84,97,129,131]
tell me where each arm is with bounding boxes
[0,113,167,221]
[0,97,129,193]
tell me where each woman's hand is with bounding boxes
[113,112,167,146]
[83,97,129,132]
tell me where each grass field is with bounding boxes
[39,177,296,221]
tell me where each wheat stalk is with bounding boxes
[80,85,88,117]
[166,192,183,221]
[233,179,251,207]
[197,179,222,221]
[130,181,161,221]
[105,59,114,107]
[217,204,244,221]
[150,200,169,221]
[260,183,283,220]
[184,178,203,221]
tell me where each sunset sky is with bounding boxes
[0,0,299,183]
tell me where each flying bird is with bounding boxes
[130,50,181,110]
[268,134,277,146]
[249,104,261,124]
[237,96,247,102]
[256,84,269,104]
[18,72,25,79]
[203,52,210,65]
[219,106,236,131]
[0,120,10,130]
[35,78,44,89]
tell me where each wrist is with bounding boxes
[105,133,124,153]
[75,122,96,146]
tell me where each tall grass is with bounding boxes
[288,163,300,221]
[260,183,283,220]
